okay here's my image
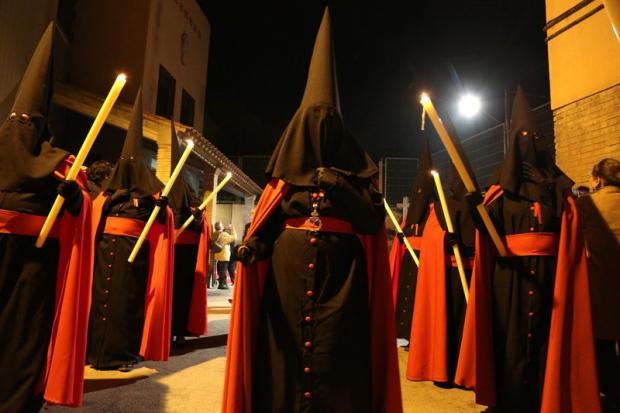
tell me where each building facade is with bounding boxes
[545,0,620,185]
[0,0,261,230]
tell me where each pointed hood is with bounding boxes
[265,7,377,186]
[104,89,163,198]
[0,22,68,191]
[167,119,192,219]
[495,86,572,206]
[300,8,340,111]
[405,138,435,227]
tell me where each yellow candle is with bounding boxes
[383,198,420,267]
[36,73,127,248]
[175,171,233,240]
[128,140,194,262]
[431,170,469,302]
[420,93,507,257]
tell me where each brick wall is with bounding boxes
[553,83,620,186]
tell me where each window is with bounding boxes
[156,65,175,118]
[180,89,195,126]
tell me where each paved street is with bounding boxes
[47,287,484,413]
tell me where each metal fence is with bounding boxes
[382,157,418,206]
[382,103,553,205]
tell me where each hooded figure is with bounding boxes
[455,87,600,412]
[88,90,174,371]
[389,138,435,342]
[222,8,402,413]
[406,118,477,385]
[0,23,93,410]
[168,121,210,341]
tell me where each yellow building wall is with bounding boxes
[546,0,620,109]
[142,0,210,132]
[546,0,620,185]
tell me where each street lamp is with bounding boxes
[458,93,482,118]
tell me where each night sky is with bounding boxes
[199,1,549,161]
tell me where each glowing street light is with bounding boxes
[458,93,482,118]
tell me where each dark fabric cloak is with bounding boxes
[88,91,172,369]
[168,120,210,337]
[88,194,174,368]
[455,187,600,413]
[0,23,93,410]
[221,179,402,413]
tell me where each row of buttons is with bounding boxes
[100,236,118,322]
[302,235,319,400]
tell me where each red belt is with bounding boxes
[446,254,474,269]
[406,235,422,250]
[284,217,354,234]
[103,216,145,238]
[503,232,558,256]
[176,230,200,245]
[0,209,59,238]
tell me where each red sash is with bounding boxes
[0,209,59,237]
[503,233,558,256]
[406,235,423,250]
[103,216,144,238]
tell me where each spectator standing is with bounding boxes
[226,226,238,285]
[577,158,620,411]
[213,222,237,289]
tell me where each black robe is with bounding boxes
[249,179,383,413]
[0,186,59,413]
[442,198,475,381]
[87,195,155,369]
[487,193,560,412]
[394,212,427,340]
[171,213,200,338]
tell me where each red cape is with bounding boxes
[455,186,601,413]
[42,158,94,407]
[92,194,175,362]
[222,179,403,413]
[406,205,450,382]
[186,212,210,336]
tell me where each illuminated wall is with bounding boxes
[546,0,620,184]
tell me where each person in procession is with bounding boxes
[389,139,434,349]
[222,8,402,413]
[455,87,600,413]
[168,120,210,345]
[0,23,93,411]
[87,90,174,372]
[406,161,475,386]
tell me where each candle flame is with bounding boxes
[117,73,127,82]
[225,171,233,178]
[430,170,439,177]
[420,92,431,105]
[185,139,195,148]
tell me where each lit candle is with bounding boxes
[383,198,419,267]
[36,73,127,248]
[175,171,233,240]
[128,140,194,262]
[431,170,469,302]
[421,93,507,257]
